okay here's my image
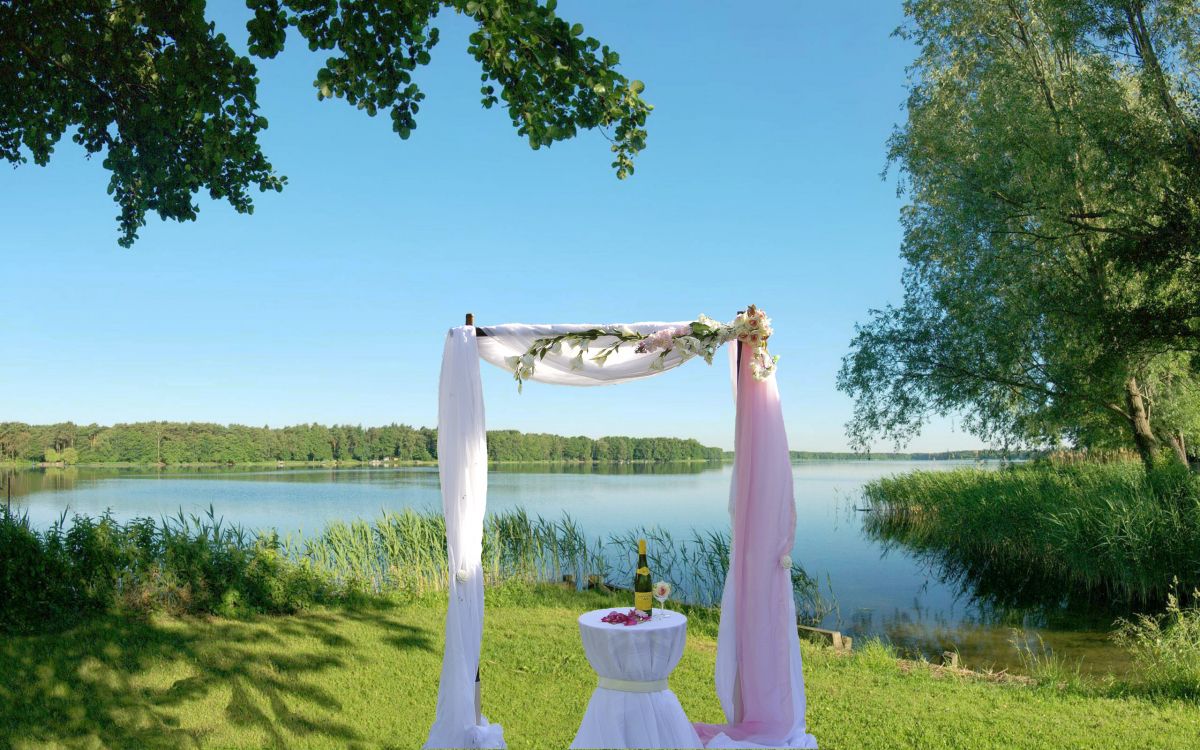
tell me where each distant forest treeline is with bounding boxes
[0,422,724,465]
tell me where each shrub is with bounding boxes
[243,538,328,614]
[0,510,73,632]
[0,506,335,631]
[1115,587,1200,700]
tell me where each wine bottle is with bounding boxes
[634,538,653,615]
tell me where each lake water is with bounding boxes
[2,461,1131,676]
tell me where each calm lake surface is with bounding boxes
[3,461,1131,675]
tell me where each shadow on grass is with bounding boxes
[0,601,435,749]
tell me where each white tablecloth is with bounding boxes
[572,609,703,749]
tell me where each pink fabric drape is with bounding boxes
[695,346,815,748]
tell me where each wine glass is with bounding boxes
[653,581,672,619]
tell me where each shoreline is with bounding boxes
[8,456,1017,471]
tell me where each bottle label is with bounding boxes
[634,591,653,613]
[636,566,650,575]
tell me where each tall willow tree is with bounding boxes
[840,0,1200,467]
[0,0,651,246]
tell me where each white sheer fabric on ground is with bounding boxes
[476,322,697,385]
[424,326,505,750]
[572,610,703,749]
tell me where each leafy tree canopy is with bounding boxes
[0,0,651,246]
[840,0,1200,468]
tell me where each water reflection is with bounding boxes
[0,460,723,499]
[490,460,722,475]
[862,507,1132,621]
[858,505,1138,674]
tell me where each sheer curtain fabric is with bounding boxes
[695,347,817,748]
[424,326,505,749]
[476,322,698,385]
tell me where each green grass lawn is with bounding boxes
[1,584,1197,750]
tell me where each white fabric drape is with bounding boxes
[476,322,698,386]
[425,326,505,749]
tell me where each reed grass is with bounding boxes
[0,504,830,632]
[862,462,1200,608]
[1010,631,1086,692]
[1114,585,1200,700]
[287,508,831,622]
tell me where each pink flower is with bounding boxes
[638,328,677,354]
[600,609,651,626]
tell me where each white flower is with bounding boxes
[520,353,535,367]
[505,356,521,371]
[759,315,774,338]
[779,554,792,570]
[456,567,469,583]
[653,581,672,599]
[750,353,780,381]
[570,351,585,371]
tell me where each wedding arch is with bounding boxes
[424,309,817,750]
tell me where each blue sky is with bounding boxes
[0,1,984,452]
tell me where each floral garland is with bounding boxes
[505,307,779,390]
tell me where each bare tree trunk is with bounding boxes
[1125,376,1159,469]
[1166,430,1189,467]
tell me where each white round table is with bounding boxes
[571,609,703,749]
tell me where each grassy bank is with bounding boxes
[862,462,1200,607]
[1,583,1198,750]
